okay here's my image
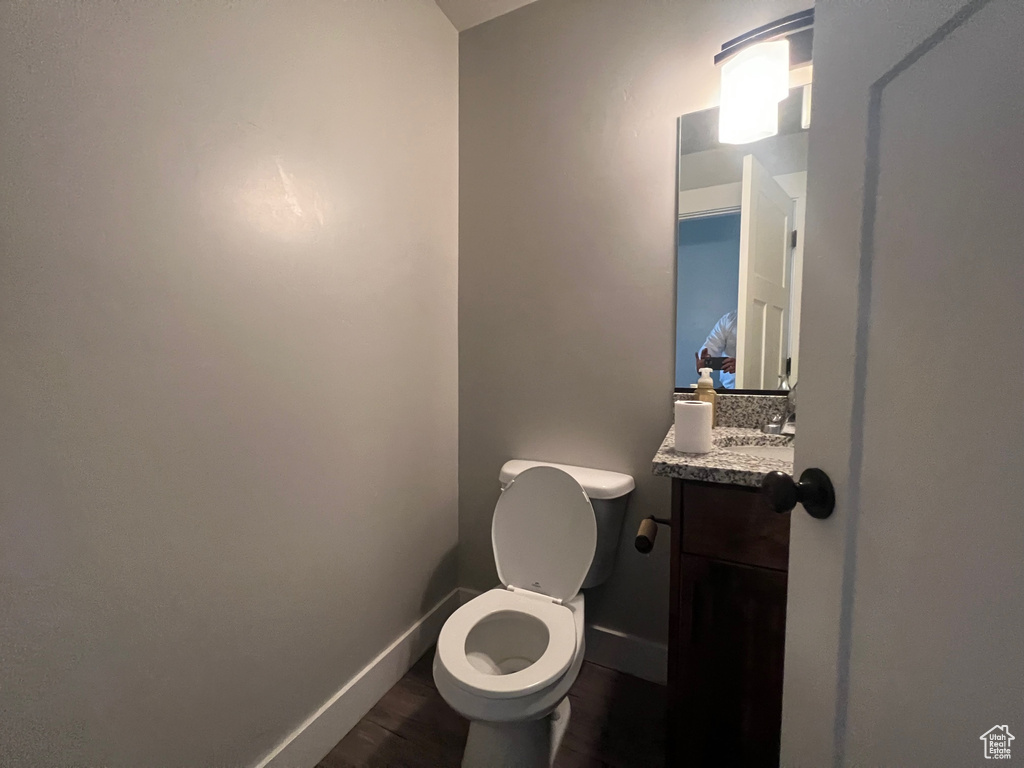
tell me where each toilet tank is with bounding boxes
[498,460,635,589]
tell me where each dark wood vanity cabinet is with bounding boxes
[668,479,791,767]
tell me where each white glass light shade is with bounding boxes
[718,39,790,145]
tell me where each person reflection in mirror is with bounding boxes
[696,310,737,389]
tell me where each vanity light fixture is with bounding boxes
[715,8,814,145]
[718,40,790,144]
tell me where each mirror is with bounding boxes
[675,86,808,391]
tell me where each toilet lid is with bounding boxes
[492,466,597,602]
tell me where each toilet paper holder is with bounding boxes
[634,516,670,554]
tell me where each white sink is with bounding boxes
[722,444,795,462]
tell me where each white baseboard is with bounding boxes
[584,624,667,685]
[459,587,666,686]
[252,588,461,768]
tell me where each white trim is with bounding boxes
[251,589,461,768]
[678,182,741,218]
[584,624,667,685]
[789,63,813,89]
[458,587,667,685]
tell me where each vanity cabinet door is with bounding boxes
[681,482,789,570]
[673,554,788,768]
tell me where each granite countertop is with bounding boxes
[652,425,794,487]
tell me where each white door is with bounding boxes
[772,172,808,384]
[783,1,1024,766]
[736,153,793,389]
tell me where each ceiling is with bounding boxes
[433,0,540,32]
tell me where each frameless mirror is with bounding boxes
[675,86,808,392]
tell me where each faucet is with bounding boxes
[764,382,797,434]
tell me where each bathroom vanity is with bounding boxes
[652,415,793,767]
[662,51,808,764]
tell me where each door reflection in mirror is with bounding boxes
[675,87,808,391]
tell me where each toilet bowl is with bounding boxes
[434,463,634,768]
[434,589,585,722]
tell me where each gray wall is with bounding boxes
[0,2,457,766]
[459,0,807,642]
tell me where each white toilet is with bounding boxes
[433,460,635,768]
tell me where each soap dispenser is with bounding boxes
[694,367,717,426]
[779,357,792,391]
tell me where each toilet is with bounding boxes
[433,460,635,768]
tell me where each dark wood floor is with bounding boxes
[318,648,666,768]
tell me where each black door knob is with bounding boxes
[761,468,835,519]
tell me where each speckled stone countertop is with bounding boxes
[652,425,794,487]
[673,392,788,428]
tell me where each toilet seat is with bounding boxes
[437,467,594,704]
[492,466,597,602]
[437,589,577,700]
